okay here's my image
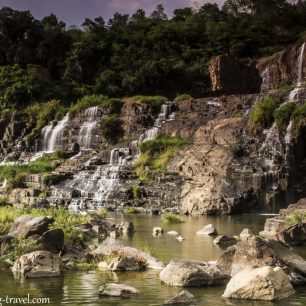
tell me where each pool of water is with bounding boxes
[1,213,306,306]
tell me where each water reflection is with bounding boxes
[0,214,305,306]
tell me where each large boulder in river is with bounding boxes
[12,251,61,278]
[8,215,54,238]
[196,224,217,235]
[222,266,295,301]
[217,235,306,285]
[93,244,164,270]
[160,260,229,287]
[162,290,196,305]
[98,283,139,297]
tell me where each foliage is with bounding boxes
[0,196,7,206]
[292,101,306,135]
[249,96,280,128]
[174,94,193,102]
[124,96,167,111]
[123,206,141,214]
[286,211,306,227]
[132,185,141,200]
[273,102,296,127]
[99,115,124,144]
[95,208,108,219]
[76,259,99,271]
[162,212,185,224]
[134,135,186,180]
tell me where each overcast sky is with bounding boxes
[0,0,224,26]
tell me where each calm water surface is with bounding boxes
[1,214,306,306]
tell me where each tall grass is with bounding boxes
[162,213,185,224]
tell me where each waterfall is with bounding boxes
[289,42,305,101]
[40,113,69,152]
[77,107,99,149]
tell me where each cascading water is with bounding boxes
[50,102,176,210]
[40,113,69,152]
[77,107,99,149]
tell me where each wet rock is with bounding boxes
[39,228,64,253]
[8,215,54,238]
[217,235,306,285]
[222,266,295,301]
[196,224,217,235]
[160,260,229,287]
[117,222,135,235]
[98,261,109,270]
[162,290,196,305]
[167,231,179,236]
[109,230,120,239]
[259,218,287,238]
[213,235,237,246]
[61,245,93,269]
[98,283,139,297]
[12,251,61,278]
[108,256,147,271]
[93,244,164,270]
[153,227,164,236]
[176,236,185,242]
[239,228,253,240]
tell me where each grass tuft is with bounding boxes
[162,212,185,224]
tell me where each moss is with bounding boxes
[249,96,280,129]
[273,102,296,128]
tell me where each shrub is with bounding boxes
[100,115,124,144]
[286,211,306,227]
[249,96,280,128]
[95,208,108,219]
[273,102,296,127]
[132,185,141,200]
[162,212,185,224]
[292,101,306,136]
[174,94,193,102]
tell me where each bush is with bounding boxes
[174,94,193,102]
[273,102,296,127]
[162,213,185,224]
[134,135,186,180]
[100,115,124,144]
[249,96,280,128]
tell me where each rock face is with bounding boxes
[12,251,61,278]
[222,266,295,301]
[98,283,140,297]
[163,290,196,305]
[209,55,261,94]
[93,244,164,270]
[160,260,229,287]
[217,235,306,285]
[8,215,54,238]
[196,224,217,235]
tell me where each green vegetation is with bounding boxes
[124,96,167,112]
[123,206,141,214]
[134,135,186,180]
[273,102,296,127]
[132,185,141,200]
[286,211,306,227]
[249,96,280,129]
[95,208,108,219]
[76,260,99,271]
[174,94,193,102]
[162,212,185,224]
[0,196,7,206]
[99,116,124,144]
[0,153,62,191]
[292,101,306,136]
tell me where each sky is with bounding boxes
[0,0,224,26]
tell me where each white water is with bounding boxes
[41,113,69,152]
[289,42,305,101]
[77,107,99,149]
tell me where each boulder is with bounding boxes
[196,224,217,235]
[213,235,237,246]
[153,227,164,236]
[61,245,93,269]
[93,244,164,270]
[239,228,253,240]
[222,266,295,301]
[160,260,229,287]
[12,251,61,278]
[98,283,139,297]
[117,222,135,235]
[108,256,147,271]
[162,290,196,305]
[39,228,64,253]
[8,215,54,239]
[217,235,306,285]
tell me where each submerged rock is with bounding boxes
[162,290,196,305]
[160,260,229,287]
[98,283,140,297]
[108,256,147,271]
[12,251,61,278]
[217,235,306,285]
[196,224,218,235]
[222,266,295,301]
[213,235,237,246]
[8,215,54,239]
[153,227,164,236]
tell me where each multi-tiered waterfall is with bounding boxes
[49,102,176,210]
